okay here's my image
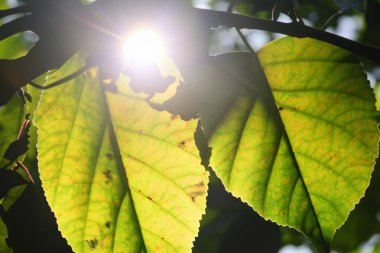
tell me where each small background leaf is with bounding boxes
[0,216,12,253]
[0,96,24,168]
[0,185,27,212]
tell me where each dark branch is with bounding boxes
[0,15,32,41]
[0,5,29,19]
[29,65,90,90]
[196,8,380,63]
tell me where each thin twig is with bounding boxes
[226,1,254,53]
[227,0,239,13]
[292,0,305,25]
[14,161,34,184]
[236,29,254,53]
[321,8,345,30]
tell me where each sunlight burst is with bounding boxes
[123,28,166,64]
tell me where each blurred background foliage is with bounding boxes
[0,0,379,252]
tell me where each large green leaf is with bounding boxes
[34,54,208,252]
[207,37,379,249]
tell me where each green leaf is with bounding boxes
[1,185,27,212]
[0,33,33,60]
[0,96,24,168]
[373,240,380,253]
[207,37,378,249]
[0,216,12,253]
[374,81,380,111]
[34,54,208,252]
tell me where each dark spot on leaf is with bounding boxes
[86,238,98,250]
[105,153,113,160]
[146,195,157,204]
[105,221,111,228]
[279,107,283,111]
[103,170,113,184]
[178,140,186,148]
[161,237,165,240]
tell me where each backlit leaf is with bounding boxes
[34,53,208,253]
[207,37,378,249]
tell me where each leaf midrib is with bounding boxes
[81,120,107,252]
[256,51,329,247]
[103,88,148,253]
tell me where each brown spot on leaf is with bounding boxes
[190,191,205,202]
[171,114,178,121]
[105,221,111,228]
[279,107,283,111]
[105,153,113,160]
[86,238,98,250]
[194,181,205,187]
[178,140,186,148]
[103,170,113,184]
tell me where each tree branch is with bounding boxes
[0,5,29,19]
[0,15,32,41]
[195,8,380,63]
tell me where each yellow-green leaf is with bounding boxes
[208,37,379,249]
[34,54,208,253]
